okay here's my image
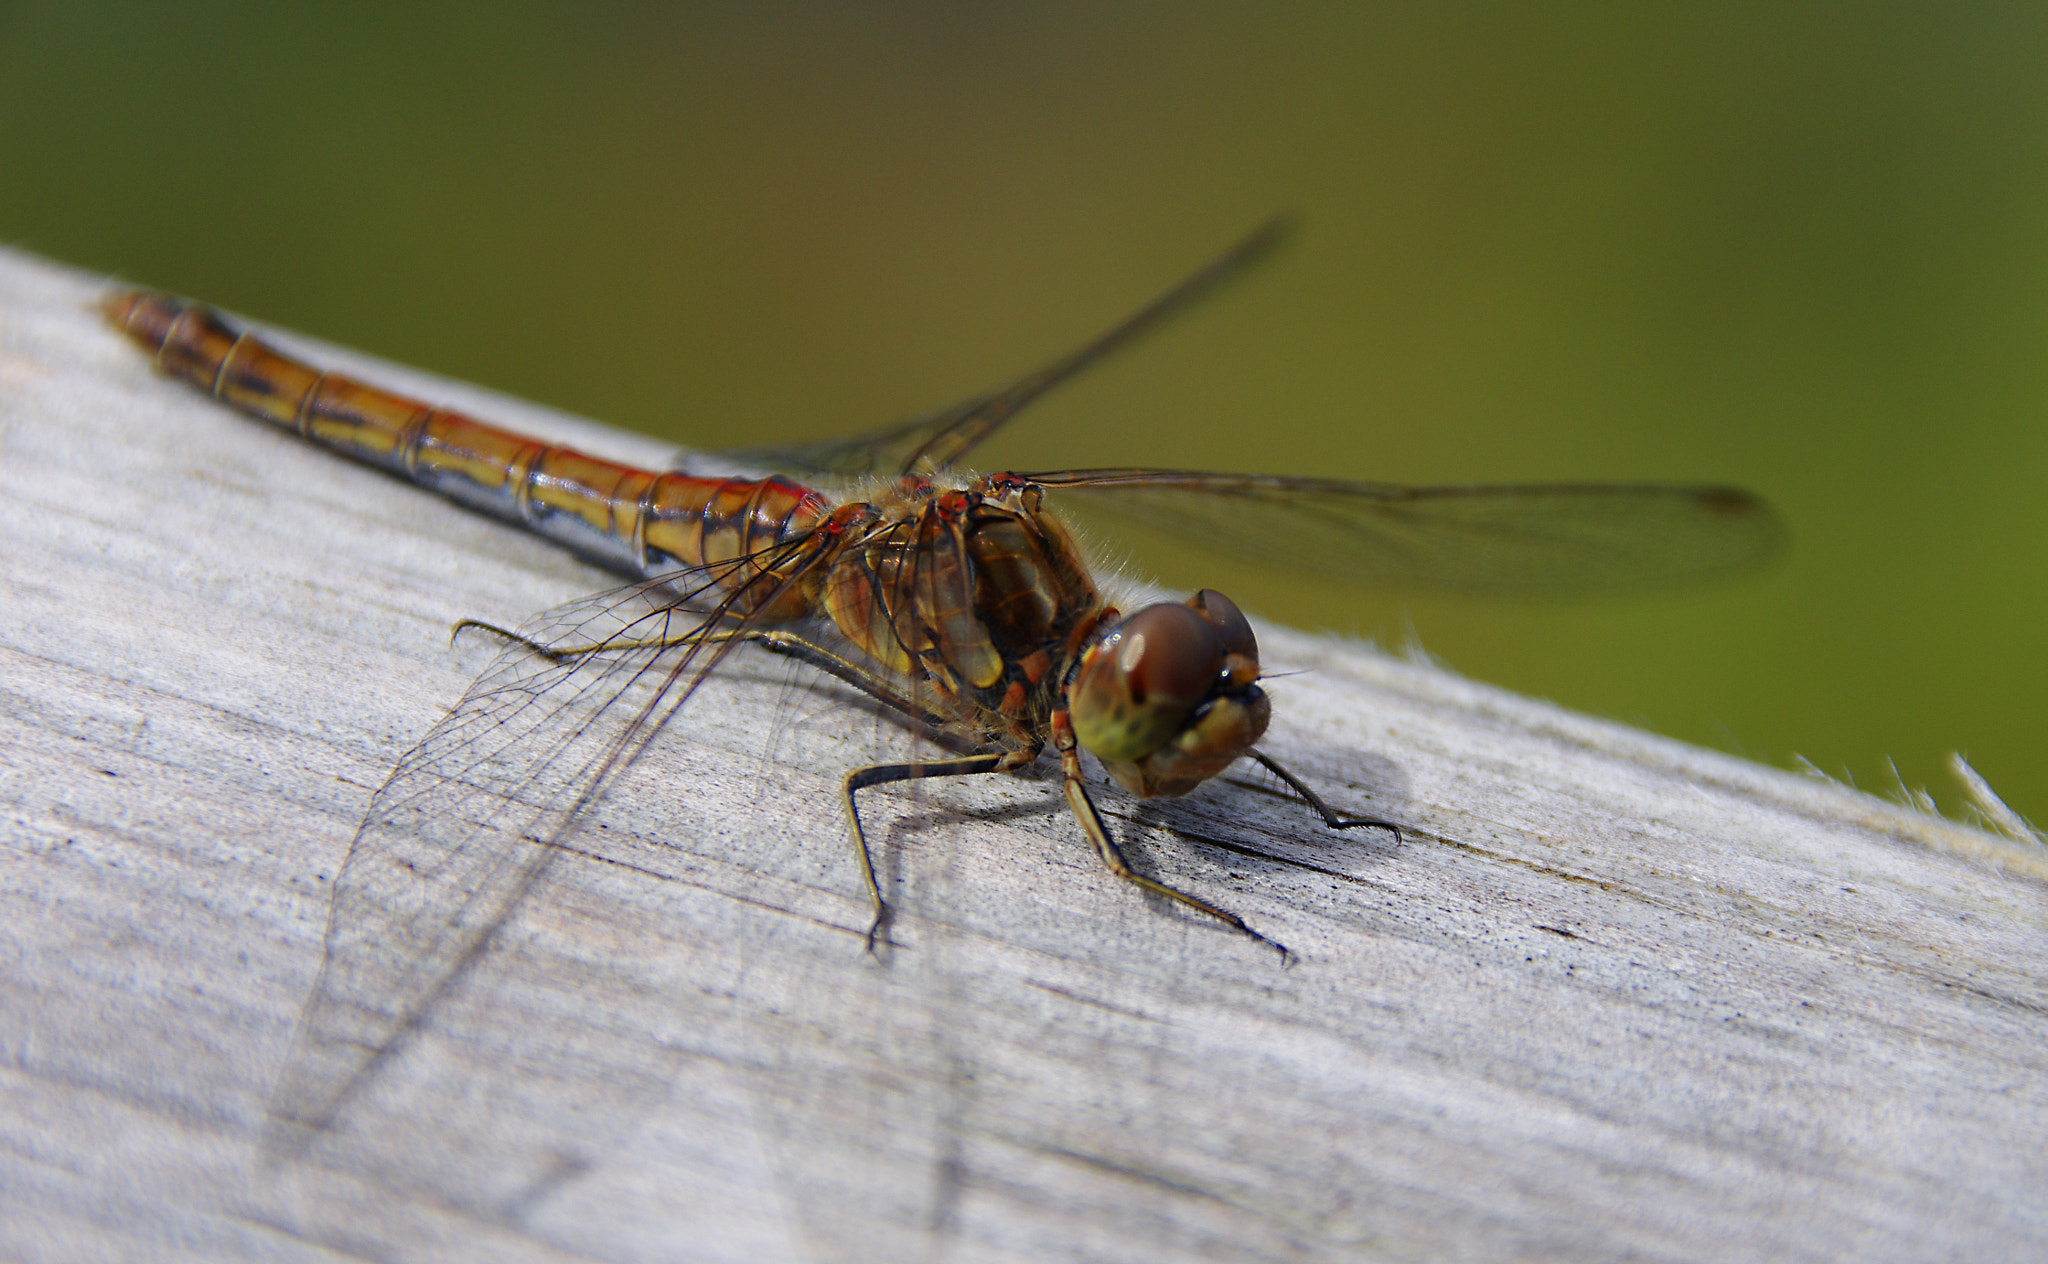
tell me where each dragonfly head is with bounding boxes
[1069,589,1271,798]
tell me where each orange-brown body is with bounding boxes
[104,292,1115,759]
[105,292,831,618]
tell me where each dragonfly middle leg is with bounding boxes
[843,755,1008,952]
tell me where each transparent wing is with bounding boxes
[1021,469,1785,594]
[265,545,827,1152]
[698,217,1292,482]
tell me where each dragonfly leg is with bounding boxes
[451,615,745,662]
[1060,767,1293,964]
[710,628,996,754]
[731,630,954,732]
[452,617,563,658]
[454,618,957,733]
[842,756,1007,954]
[1248,750,1401,839]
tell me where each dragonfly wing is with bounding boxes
[265,564,789,1153]
[691,217,1293,482]
[1023,470,1785,595]
[683,408,950,484]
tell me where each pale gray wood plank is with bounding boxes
[2,244,2044,1264]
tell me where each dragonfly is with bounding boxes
[105,220,1781,1149]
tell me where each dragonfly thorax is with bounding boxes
[1067,589,1271,798]
[820,476,1108,748]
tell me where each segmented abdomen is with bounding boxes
[104,292,831,585]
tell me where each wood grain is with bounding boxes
[3,245,2044,1263]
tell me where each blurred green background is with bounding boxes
[3,2,2043,828]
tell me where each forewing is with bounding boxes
[1023,470,1785,595]
[265,561,797,1152]
[693,217,1292,482]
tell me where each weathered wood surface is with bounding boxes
[3,244,2045,1264]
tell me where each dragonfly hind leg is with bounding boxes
[454,617,958,734]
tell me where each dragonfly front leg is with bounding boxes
[1049,714,1292,962]
[1247,749,1401,838]
[1059,771,1294,964]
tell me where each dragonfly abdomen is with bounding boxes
[104,292,831,582]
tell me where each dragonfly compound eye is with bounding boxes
[1188,588,1259,689]
[1070,599,1271,797]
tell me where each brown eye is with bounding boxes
[1189,589,1255,659]
[1068,602,1225,763]
[1114,603,1223,709]
[1188,589,1259,690]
